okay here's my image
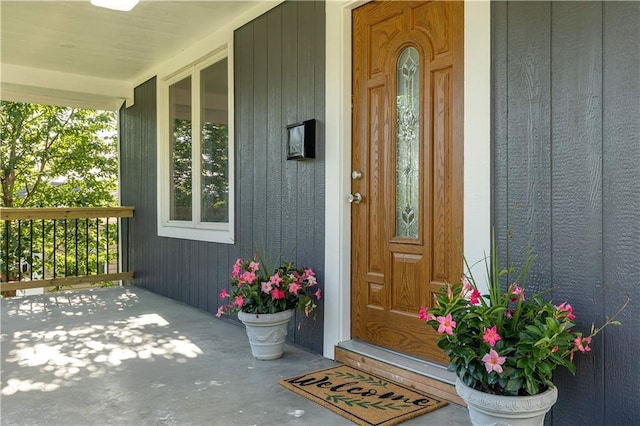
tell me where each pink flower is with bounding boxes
[482,349,506,373]
[234,296,244,308]
[419,307,429,320]
[261,281,273,294]
[314,288,322,300]
[288,281,302,295]
[575,336,592,353]
[269,273,283,286]
[436,313,456,335]
[509,283,524,302]
[241,271,257,284]
[303,268,315,279]
[446,283,454,301]
[219,289,229,299]
[469,289,481,305]
[231,259,242,278]
[419,307,435,322]
[483,325,502,347]
[248,261,260,272]
[461,275,473,293]
[307,275,317,286]
[505,309,514,319]
[552,346,558,353]
[555,302,576,320]
[216,306,225,317]
[271,288,285,300]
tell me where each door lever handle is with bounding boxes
[348,193,363,204]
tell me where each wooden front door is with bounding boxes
[351,1,464,362]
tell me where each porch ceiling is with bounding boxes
[0,0,272,111]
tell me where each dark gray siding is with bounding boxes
[492,2,640,424]
[120,1,325,353]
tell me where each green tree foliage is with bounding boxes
[0,101,118,288]
[0,101,117,208]
[201,121,228,222]
[170,118,228,222]
[171,118,192,220]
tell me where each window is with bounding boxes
[158,47,234,243]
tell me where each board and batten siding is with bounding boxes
[120,1,326,353]
[492,2,639,425]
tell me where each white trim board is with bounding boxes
[323,0,492,359]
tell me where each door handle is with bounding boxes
[348,193,363,204]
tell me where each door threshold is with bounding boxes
[335,340,465,406]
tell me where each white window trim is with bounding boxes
[157,43,235,244]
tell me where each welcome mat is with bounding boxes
[279,365,448,426]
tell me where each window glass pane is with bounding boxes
[395,47,420,238]
[169,76,192,221]
[200,59,229,223]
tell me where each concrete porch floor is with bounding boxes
[1,286,470,426]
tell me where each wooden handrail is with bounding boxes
[0,206,134,221]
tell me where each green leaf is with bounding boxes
[525,325,543,337]
[505,378,523,394]
[545,317,559,332]
[534,337,552,347]
[538,361,553,376]
[463,374,474,387]
[498,376,508,388]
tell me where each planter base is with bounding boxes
[455,378,558,426]
[238,310,293,360]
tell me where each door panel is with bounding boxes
[351,0,463,362]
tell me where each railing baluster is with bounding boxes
[17,220,22,282]
[30,220,34,280]
[53,220,57,279]
[106,218,109,274]
[120,218,131,271]
[42,219,46,279]
[64,219,68,276]
[3,220,9,282]
[116,219,120,272]
[85,219,90,276]
[96,218,100,275]
[75,219,79,276]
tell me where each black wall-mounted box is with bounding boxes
[285,119,315,160]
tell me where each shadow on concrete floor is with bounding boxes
[1,286,470,425]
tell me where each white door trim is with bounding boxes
[323,0,491,359]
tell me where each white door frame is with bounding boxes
[323,0,492,359]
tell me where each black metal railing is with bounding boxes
[1,207,134,293]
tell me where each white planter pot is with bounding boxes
[455,378,558,426]
[237,309,294,360]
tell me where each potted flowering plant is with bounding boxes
[421,244,627,425]
[216,257,322,360]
